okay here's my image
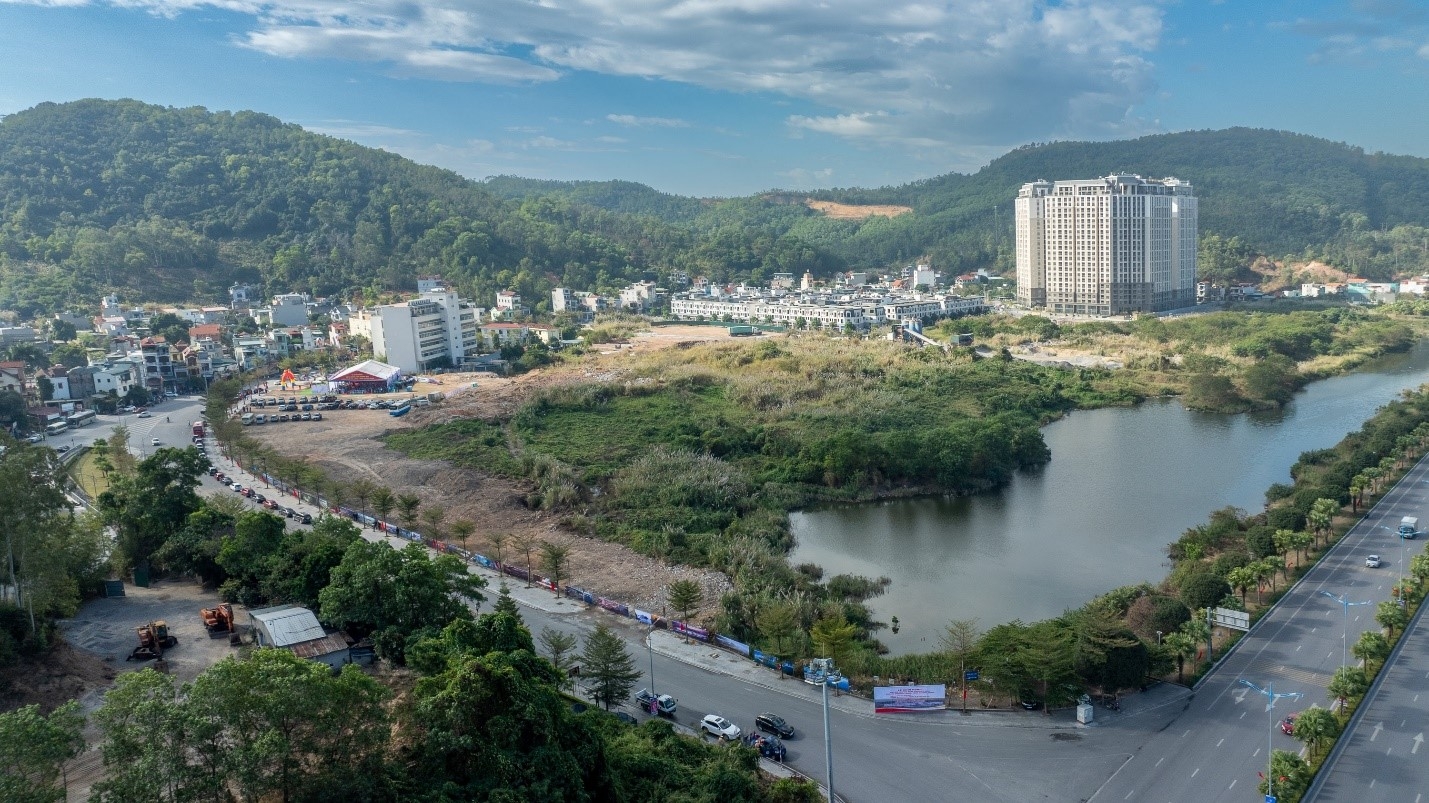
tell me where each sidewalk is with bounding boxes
[215,449,1192,730]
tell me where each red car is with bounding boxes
[1280,715,1298,735]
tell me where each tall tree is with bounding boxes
[419,504,446,541]
[514,532,538,587]
[940,618,982,712]
[538,627,579,689]
[98,447,207,572]
[370,486,395,525]
[539,540,571,594]
[581,622,642,710]
[396,493,421,531]
[449,519,476,551]
[810,613,859,671]
[667,579,703,635]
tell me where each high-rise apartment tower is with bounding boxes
[1015,174,1197,315]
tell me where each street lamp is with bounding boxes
[1238,679,1302,803]
[646,628,657,696]
[820,662,835,803]
[1155,630,1163,646]
[1319,591,1372,668]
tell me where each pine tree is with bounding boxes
[580,622,641,710]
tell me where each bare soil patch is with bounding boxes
[805,199,912,219]
[247,346,734,614]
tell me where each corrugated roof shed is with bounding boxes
[289,633,352,660]
[250,605,326,647]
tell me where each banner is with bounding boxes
[715,635,750,656]
[634,609,654,625]
[873,684,947,713]
[597,597,629,616]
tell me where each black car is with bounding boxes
[282,507,296,519]
[298,512,313,525]
[612,712,639,726]
[755,713,795,739]
[1019,698,1044,711]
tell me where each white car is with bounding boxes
[1366,555,1382,568]
[150,437,162,446]
[137,411,151,418]
[700,714,741,740]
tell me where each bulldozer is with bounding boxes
[201,603,235,634]
[127,620,178,661]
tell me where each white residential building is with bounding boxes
[1015,174,1198,315]
[368,289,483,373]
[256,293,310,328]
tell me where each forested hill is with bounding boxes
[0,99,842,315]
[3,99,1429,316]
[495,129,1429,283]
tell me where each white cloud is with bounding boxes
[606,113,688,128]
[779,166,835,187]
[10,0,1173,151]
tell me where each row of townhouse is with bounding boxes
[669,290,985,330]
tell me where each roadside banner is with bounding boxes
[634,609,654,625]
[873,684,947,713]
[715,635,750,656]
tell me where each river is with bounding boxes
[788,341,1429,655]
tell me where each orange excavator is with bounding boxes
[127,620,178,661]
[200,603,235,634]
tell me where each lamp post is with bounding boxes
[646,628,657,696]
[1238,679,1302,803]
[821,665,835,803]
[1155,630,1163,646]
[1320,591,1372,668]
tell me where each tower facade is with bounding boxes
[1015,174,1197,316]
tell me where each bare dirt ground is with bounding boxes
[40,580,246,801]
[804,199,913,219]
[247,325,740,616]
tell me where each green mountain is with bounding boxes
[2,99,1427,317]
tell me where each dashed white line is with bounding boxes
[1296,644,1303,651]
[1191,768,1200,779]
[1228,779,1237,791]
[1155,757,1165,768]
[1182,729,1191,738]
[1124,792,1134,800]
[1216,738,1225,748]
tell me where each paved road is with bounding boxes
[174,397,1429,802]
[1308,578,1429,802]
[1090,457,1429,803]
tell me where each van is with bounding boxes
[1399,516,1419,539]
[242,413,254,425]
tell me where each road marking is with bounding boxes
[1253,748,1261,758]
[1413,733,1424,754]
[1182,729,1191,738]
[1296,644,1302,651]
[1216,738,1224,748]
[1234,687,1249,704]
[1240,711,1247,719]
[1155,757,1164,767]
[1371,722,1384,742]
[1191,768,1199,778]
[1124,792,1134,800]
[1228,779,1236,791]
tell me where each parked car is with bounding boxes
[700,714,741,740]
[1366,554,1382,568]
[742,732,787,762]
[25,434,43,443]
[298,512,313,525]
[634,688,677,716]
[231,483,244,493]
[282,507,297,519]
[312,412,323,421]
[150,437,161,446]
[1280,714,1298,735]
[1019,698,1044,711]
[253,493,266,503]
[755,713,795,739]
[208,467,219,476]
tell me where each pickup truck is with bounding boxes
[634,688,677,716]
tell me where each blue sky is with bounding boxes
[1,0,1427,198]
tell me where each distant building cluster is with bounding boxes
[1015,174,1198,316]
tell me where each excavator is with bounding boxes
[200,603,235,634]
[127,620,178,661]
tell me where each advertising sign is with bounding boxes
[873,684,947,713]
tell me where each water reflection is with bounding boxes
[789,342,1429,655]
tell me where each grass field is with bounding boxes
[67,449,112,499]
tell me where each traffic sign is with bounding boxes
[964,670,979,681]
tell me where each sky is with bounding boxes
[1,0,1428,198]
